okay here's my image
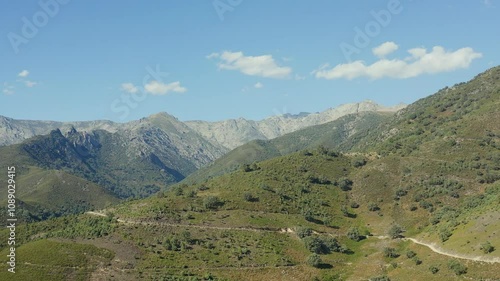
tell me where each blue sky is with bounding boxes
[1,0,498,122]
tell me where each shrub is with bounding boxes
[352,157,367,168]
[406,250,416,258]
[306,254,322,268]
[347,227,361,241]
[439,229,452,242]
[383,247,399,258]
[429,265,439,274]
[186,190,197,198]
[480,241,495,253]
[203,196,222,210]
[303,236,325,254]
[412,256,422,265]
[388,224,404,239]
[337,177,353,191]
[368,202,379,212]
[243,192,257,202]
[350,202,359,208]
[448,260,467,275]
[296,227,313,239]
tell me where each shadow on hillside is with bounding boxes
[317,263,333,269]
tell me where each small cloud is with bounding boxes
[206,52,219,59]
[18,70,29,77]
[314,44,482,80]
[3,89,14,95]
[482,0,493,6]
[207,51,292,79]
[144,80,187,95]
[372,41,399,58]
[24,80,37,87]
[121,83,139,94]
[294,74,306,80]
[254,82,263,89]
[2,83,14,95]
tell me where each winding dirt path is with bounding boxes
[87,212,499,264]
[85,211,280,233]
[402,237,500,264]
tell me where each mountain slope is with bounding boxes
[1,66,498,281]
[1,117,226,198]
[183,111,392,184]
[185,100,405,150]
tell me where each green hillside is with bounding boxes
[0,66,498,280]
[183,112,391,185]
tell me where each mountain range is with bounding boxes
[0,66,498,281]
[0,100,404,219]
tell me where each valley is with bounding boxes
[0,66,499,280]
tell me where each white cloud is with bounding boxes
[208,51,292,79]
[24,80,37,87]
[372,41,399,58]
[2,83,14,95]
[144,80,187,95]
[18,70,29,77]
[314,44,482,80]
[3,89,14,95]
[294,74,306,80]
[254,82,263,89]
[121,83,139,94]
[482,0,493,7]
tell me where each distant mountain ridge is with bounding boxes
[185,100,406,149]
[0,100,405,150]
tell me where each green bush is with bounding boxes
[368,202,379,212]
[383,247,399,258]
[203,196,223,210]
[306,254,322,268]
[448,260,467,275]
[480,241,495,253]
[429,265,439,274]
[347,227,361,241]
[388,224,404,239]
[406,250,416,258]
[296,227,313,239]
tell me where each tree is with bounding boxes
[480,241,495,253]
[448,260,467,275]
[383,247,399,258]
[368,202,379,212]
[347,227,361,241]
[352,157,367,168]
[303,236,325,254]
[337,177,353,191]
[243,192,257,202]
[406,250,416,258]
[388,224,404,239]
[296,227,313,239]
[429,265,439,274]
[203,196,222,210]
[306,254,322,268]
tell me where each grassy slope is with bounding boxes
[0,66,498,280]
[183,112,391,185]
[0,239,114,281]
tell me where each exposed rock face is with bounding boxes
[185,100,406,149]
